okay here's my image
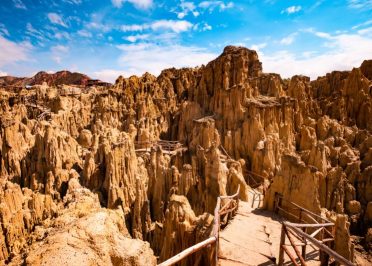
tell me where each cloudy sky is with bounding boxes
[0,0,371,82]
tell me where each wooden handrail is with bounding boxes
[282,222,334,228]
[157,237,217,266]
[284,222,355,266]
[245,169,266,181]
[220,145,232,159]
[274,193,354,266]
[134,140,184,153]
[158,185,240,266]
[275,194,331,224]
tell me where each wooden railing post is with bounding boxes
[215,213,220,266]
[319,227,329,266]
[302,227,307,260]
[252,193,256,208]
[278,224,286,266]
[158,186,239,266]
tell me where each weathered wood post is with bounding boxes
[302,227,307,260]
[278,224,286,266]
[319,226,330,266]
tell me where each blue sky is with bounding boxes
[0,0,371,82]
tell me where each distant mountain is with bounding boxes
[0,70,110,87]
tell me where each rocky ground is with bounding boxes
[0,46,371,265]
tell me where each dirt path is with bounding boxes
[219,200,320,266]
[219,201,282,265]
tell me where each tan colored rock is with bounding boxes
[158,194,213,266]
[334,215,354,262]
[9,179,156,266]
[346,200,361,215]
[1,47,371,264]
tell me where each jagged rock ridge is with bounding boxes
[0,46,371,265]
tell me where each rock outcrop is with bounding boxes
[8,179,156,266]
[0,46,371,264]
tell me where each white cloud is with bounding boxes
[77,29,92,37]
[0,24,9,36]
[280,33,297,45]
[358,27,372,35]
[0,36,32,67]
[177,12,186,19]
[281,5,302,14]
[348,0,372,10]
[13,0,26,9]
[55,31,70,40]
[176,1,199,18]
[93,69,130,83]
[151,20,193,33]
[220,2,234,10]
[86,22,111,32]
[260,30,372,79]
[63,0,82,4]
[303,28,332,39]
[0,71,8,77]
[51,45,69,53]
[50,45,69,64]
[302,51,316,58]
[250,43,267,51]
[47,13,68,28]
[352,19,372,29]
[112,0,153,9]
[125,34,150,42]
[121,24,146,32]
[121,20,193,33]
[198,1,234,12]
[201,23,212,31]
[52,56,62,64]
[92,43,217,82]
[25,23,48,42]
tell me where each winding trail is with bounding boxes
[219,200,321,266]
[219,201,282,265]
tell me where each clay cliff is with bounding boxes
[0,46,371,265]
[0,70,109,88]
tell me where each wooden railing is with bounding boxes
[24,98,52,121]
[158,185,240,266]
[274,193,355,266]
[134,140,184,153]
[248,189,263,208]
[244,169,265,189]
[274,193,331,224]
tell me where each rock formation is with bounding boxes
[0,45,371,264]
[0,70,109,88]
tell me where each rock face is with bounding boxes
[8,179,156,266]
[0,46,371,264]
[0,70,109,88]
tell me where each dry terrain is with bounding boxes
[0,46,371,265]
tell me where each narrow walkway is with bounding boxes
[219,201,282,266]
[219,200,321,266]
[134,140,187,155]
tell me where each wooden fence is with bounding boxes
[158,185,240,266]
[274,193,355,266]
[244,169,266,189]
[134,140,184,153]
[24,97,52,121]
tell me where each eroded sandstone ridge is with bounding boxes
[0,46,371,265]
